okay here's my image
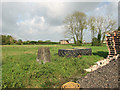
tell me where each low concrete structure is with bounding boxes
[37,47,51,64]
[58,48,92,57]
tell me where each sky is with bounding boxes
[1,0,118,42]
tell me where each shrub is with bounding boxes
[92,37,101,46]
[76,40,82,46]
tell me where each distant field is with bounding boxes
[2,44,108,88]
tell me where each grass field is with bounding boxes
[2,44,108,88]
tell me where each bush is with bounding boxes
[92,37,101,46]
[76,40,82,46]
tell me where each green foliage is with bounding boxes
[29,41,38,45]
[1,35,17,45]
[92,37,101,46]
[64,11,87,46]
[23,40,30,45]
[1,35,59,45]
[2,45,108,88]
[97,32,101,44]
[16,39,23,45]
[118,26,120,31]
[22,40,58,45]
[45,40,51,42]
[76,40,82,46]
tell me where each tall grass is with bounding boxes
[2,45,108,88]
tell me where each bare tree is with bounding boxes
[64,11,87,44]
[101,16,117,43]
[88,16,97,40]
[64,14,76,43]
[96,16,117,43]
[88,16,117,45]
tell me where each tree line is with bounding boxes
[1,35,58,45]
[64,11,118,46]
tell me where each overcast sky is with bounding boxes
[1,1,118,42]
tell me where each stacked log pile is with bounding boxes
[106,31,120,58]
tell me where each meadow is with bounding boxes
[2,44,108,88]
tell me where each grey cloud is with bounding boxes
[45,2,101,26]
[2,2,118,42]
[0,2,2,34]
[118,1,120,27]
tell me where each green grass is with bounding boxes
[2,44,108,88]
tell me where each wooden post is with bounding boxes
[37,47,51,64]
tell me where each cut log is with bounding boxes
[37,47,51,64]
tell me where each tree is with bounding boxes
[1,35,16,45]
[17,39,23,45]
[96,16,104,45]
[38,40,43,43]
[6,35,12,45]
[13,40,17,44]
[88,16,117,46]
[45,40,51,42]
[64,13,76,44]
[29,41,37,45]
[118,26,120,31]
[101,17,117,43]
[23,40,30,45]
[2,35,7,45]
[64,11,87,45]
[88,16,98,46]
[96,16,117,44]
[88,16,97,40]
[9,35,15,44]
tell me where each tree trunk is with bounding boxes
[73,37,76,44]
[37,47,51,64]
[80,29,83,43]
[101,34,105,43]
[76,33,79,42]
[93,29,95,39]
[97,28,101,44]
